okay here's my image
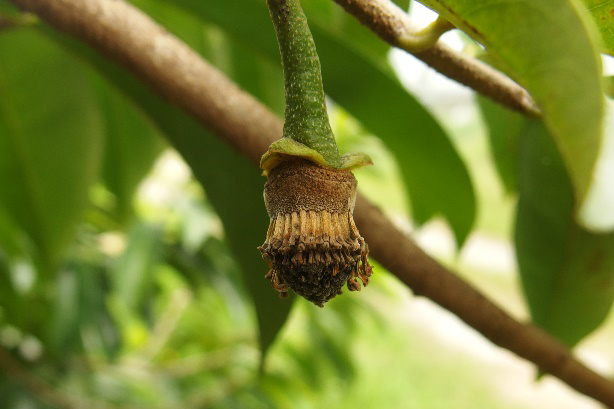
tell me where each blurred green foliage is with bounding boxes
[0,0,612,407]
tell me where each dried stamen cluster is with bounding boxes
[259,158,372,306]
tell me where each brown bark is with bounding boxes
[7,0,614,406]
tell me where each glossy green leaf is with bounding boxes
[44,25,293,357]
[420,0,604,207]
[95,79,165,223]
[172,0,476,245]
[0,30,103,267]
[583,0,614,55]
[515,120,614,347]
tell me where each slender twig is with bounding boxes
[6,0,614,407]
[332,0,541,116]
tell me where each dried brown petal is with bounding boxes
[259,158,372,306]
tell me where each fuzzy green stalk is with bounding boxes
[266,0,342,168]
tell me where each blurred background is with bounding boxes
[0,0,613,408]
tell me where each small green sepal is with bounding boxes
[260,138,372,176]
[339,152,373,171]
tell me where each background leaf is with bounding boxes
[515,120,614,347]
[480,95,614,347]
[419,0,604,208]
[477,95,523,193]
[0,29,103,267]
[110,222,163,313]
[95,79,165,224]
[46,262,116,359]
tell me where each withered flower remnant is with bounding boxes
[259,157,372,306]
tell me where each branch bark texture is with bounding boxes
[332,0,541,116]
[7,0,613,406]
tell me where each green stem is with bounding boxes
[266,0,342,167]
[398,16,454,53]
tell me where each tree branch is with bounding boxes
[332,0,541,117]
[7,0,613,406]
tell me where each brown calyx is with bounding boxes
[259,158,372,306]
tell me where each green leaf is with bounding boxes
[110,222,163,312]
[43,25,293,357]
[583,0,614,55]
[0,29,104,267]
[479,86,614,345]
[172,0,476,245]
[220,29,286,117]
[477,96,523,193]
[47,268,81,356]
[420,0,604,208]
[0,206,32,259]
[95,79,165,224]
[515,120,614,347]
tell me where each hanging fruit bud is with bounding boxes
[259,157,372,306]
[262,0,373,306]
